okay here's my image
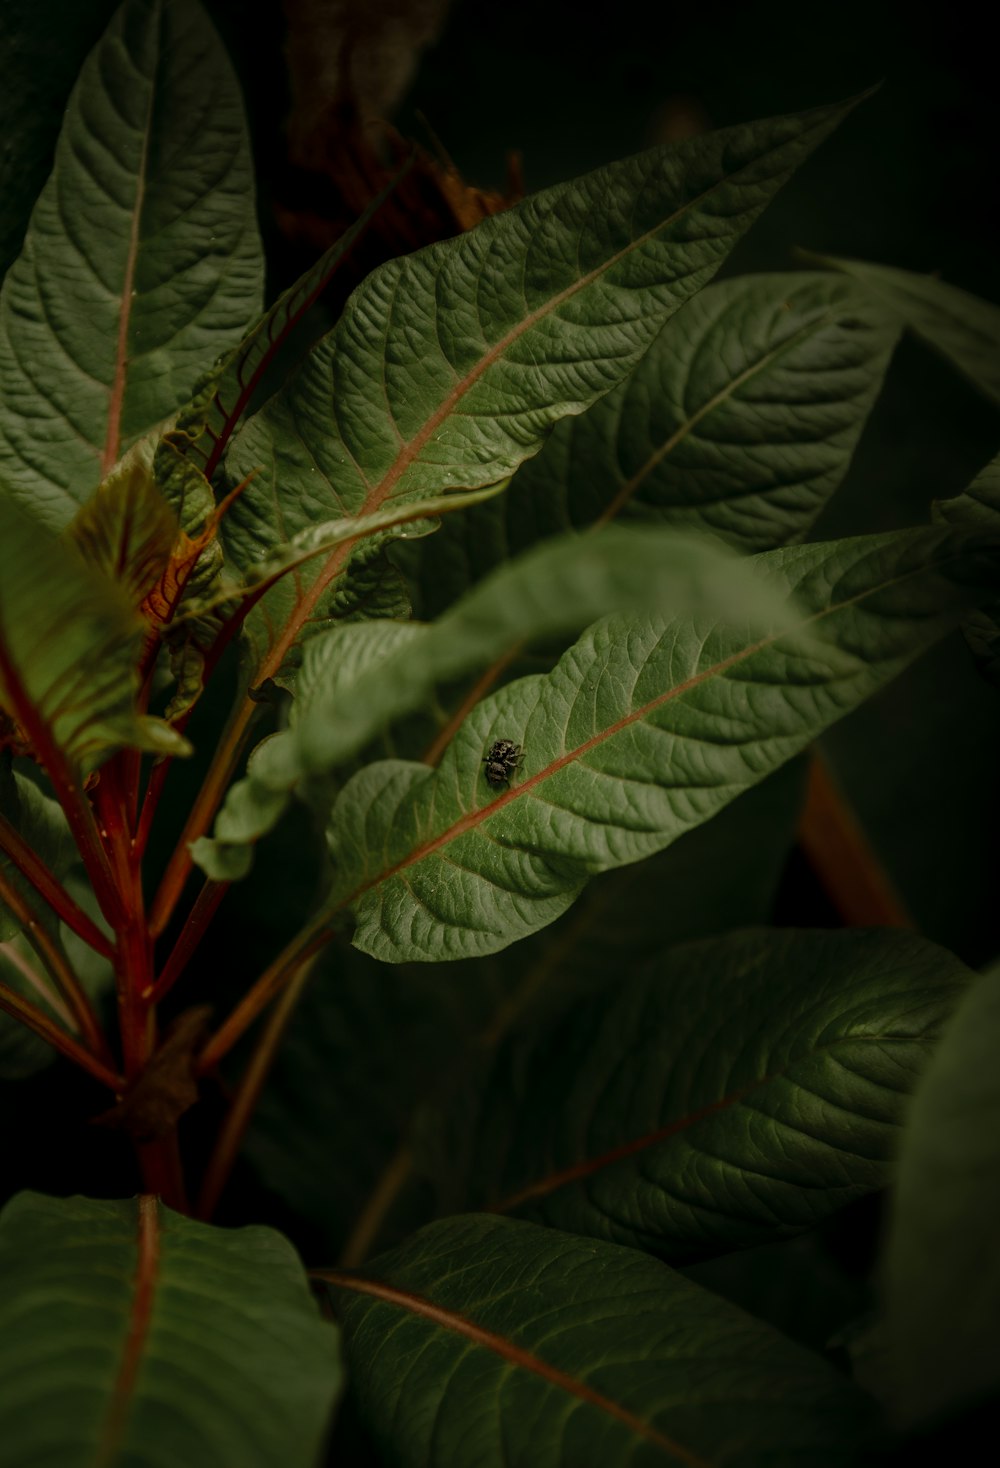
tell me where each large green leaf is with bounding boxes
[315,527,997,963]
[418,929,969,1260]
[0,496,187,772]
[194,526,776,878]
[882,965,1000,1428]
[402,270,899,617]
[819,255,1000,407]
[0,1191,340,1466]
[247,765,805,1260]
[221,98,860,691]
[322,1214,875,1468]
[0,0,263,528]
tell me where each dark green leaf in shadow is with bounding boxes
[0,1191,340,1466]
[321,1214,875,1468]
[419,929,970,1259]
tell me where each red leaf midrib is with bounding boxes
[95,1195,160,1466]
[321,1270,713,1466]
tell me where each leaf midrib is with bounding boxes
[94,1195,160,1467]
[320,1270,713,1466]
[601,308,844,524]
[335,550,954,914]
[248,123,826,685]
[489,1032,934,1213]
[102,18,158,477]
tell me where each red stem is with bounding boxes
[0,864,114,1066]
[197,918,332,1074]
[0,977,122,1089]
[0,644,123,927]
[197,956,316,1220]
[146,878,227,1003]
[0,808,115,958]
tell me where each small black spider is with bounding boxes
[483,737,522,789]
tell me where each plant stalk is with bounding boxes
[197,917,332,1075]
[197,955,318,1221]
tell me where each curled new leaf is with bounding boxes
[0,497,189,773]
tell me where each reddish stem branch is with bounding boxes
[0,645,123,927]
[0,864,113,1064]
[0,976,122,1088]
[798,750,913,928]
[197,955,318,1221]
[197,917,332,1075]
[0,809,115,958]
[146,879,227,1003]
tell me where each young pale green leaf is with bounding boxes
[883,966,1000,1428]
[318,527,998,963]
[193,527,771,879]
[0,497,189,772]
[68,457,177,607]
[402,270,900,616]
[818,255,1000,406]
[246,766,806,1260]
[0,0,263,528]
[221,97,861,690]
[322,1214,874,1468]
[419,929,970,1260]
[0,1192,340,1467]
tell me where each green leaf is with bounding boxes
[883,965,1000,1428]
[247,765,806,1260]
[68,457,177,607]
[0,1191,340,1466]
[323,1214,875,1468]
[419,929,970,1259]
[402,270,899,617]
[222,97,861,691]
[318,527,998,963]
[194,526,776,879]
[0,496,189,772]
[170,166,411,483]
[0,0,263,528]
[935,450,1000,683]
[817,255,1000,406]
